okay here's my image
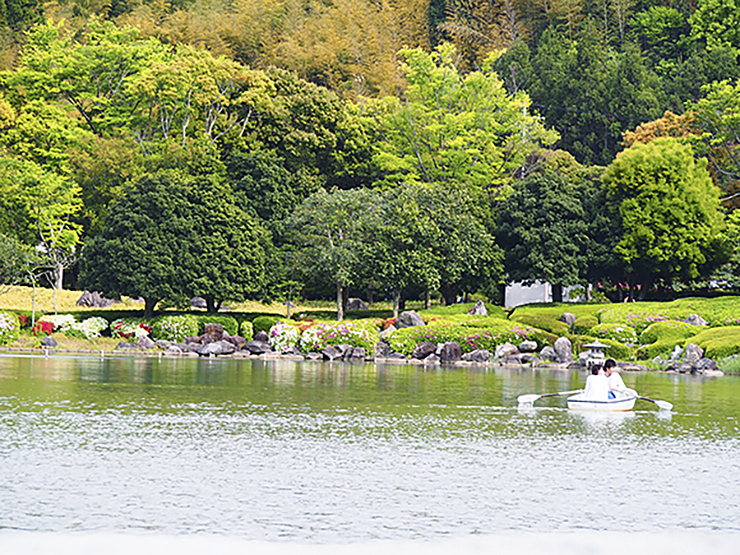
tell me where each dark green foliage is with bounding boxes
[497,170,590,296]
[79,172,269,316]
[195,314,239,336]
[225,148,321,230]
[252,315,283,334]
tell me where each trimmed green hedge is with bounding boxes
[195,314,239,336]
[573,315,599,335]
[636,321,702,360]
[510,313,570,336]
[688,326,740,360]
[252,315,284,334]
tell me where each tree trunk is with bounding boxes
[552,283,563,303]
[440,284,454,306]
[639,275,652,301]
[368,285,373,307]
[399,289,407,311]
[205,296,218,313]
[392,290,401,318]
[425,289,431,310]
[337,279,344,322]
[55,262,64,290]
[144,297,158,318]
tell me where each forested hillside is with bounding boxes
[1,0,739,314]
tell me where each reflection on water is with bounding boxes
[0,354,739,542]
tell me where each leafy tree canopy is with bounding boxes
[603,137,728,295]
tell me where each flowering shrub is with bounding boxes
[268,322,300,353]
[33,321,55,336]
[112,318,153,340]
[151,315,198,342]
[41,314,77,332]
[0,312,20,345]
[299,321,378,352]
[387,319,545,356]
[17,314,30,328]
[588,323,639,345]
[70,317,110,339]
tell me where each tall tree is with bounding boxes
[80,172,269,316]
[370,42,557,195]
[603,137,728,297]
[497,169,590,301]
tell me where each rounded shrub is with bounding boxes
[639,321,698,345]
[196,315,239,336]
[689,326,740,360]
[0,311,20,346]
[252,315,283,334]
[152,315,199,342]
[510,314,570,336]
[299,321,379,352]
[240,320,254,341]
[573,315,599,335]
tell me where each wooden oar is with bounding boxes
[517,389,583,405]
[638,396,673,411]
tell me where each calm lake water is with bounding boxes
[0,353,739,547]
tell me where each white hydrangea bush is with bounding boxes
[268,322,300,353]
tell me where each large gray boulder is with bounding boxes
[462,349,491,363]
[539,346,558,362]
[495,343,519,360]
[467,300,487,316]
[321,346,343,361]
[344,347,367,360]
[190,297,207,309]
[198,340,236,356]
[685,313,709,327]
[439,341,462,363]
[137,335,156,350]
[695,358,718,374]
[519,340,538,353]
[684,343,704,364]
[396,311,425,329]
[244,340,272,354]
[553,337,573,364]
[375,341,391,357]
[412,341,437,360]
[559,312,576,332]
[76,290,117,308]
[346,298,370,311]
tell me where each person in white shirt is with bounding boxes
[583,364,609,401]
[604,358,626,399]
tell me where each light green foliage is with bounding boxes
[369,43,557,192]
[572,315,599,335]
[287,188,379,321]
[0,157,81,249]
[689,79,740,190]
[600,297,740,330]
[636,320,700,360]
[688,326,740,360]
[0,233,35,294]
[588,323,639,345]
[509,313,570,336]
[0,311,20,345]
[603,137,727,292]
[420,303,506,320]
[240,320,254,341]
[196,315,239,336]
[690,0,740,51]
[152,315,199,342]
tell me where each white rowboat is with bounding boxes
[567,388,638,412]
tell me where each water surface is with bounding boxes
[1,354,738,542]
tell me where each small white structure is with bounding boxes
[504,281,584,309]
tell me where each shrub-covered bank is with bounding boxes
[2,297,740,374]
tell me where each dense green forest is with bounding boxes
[1,0,740,317]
